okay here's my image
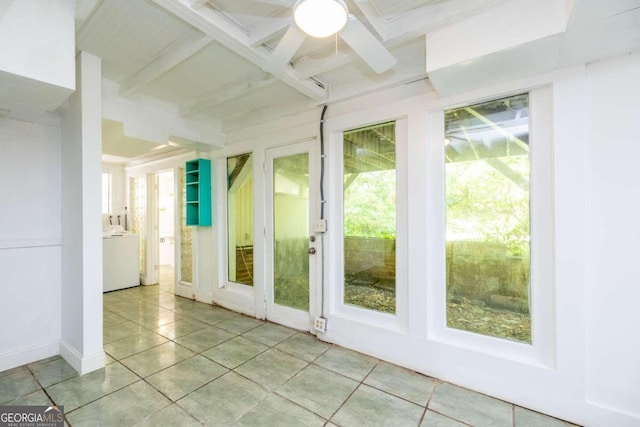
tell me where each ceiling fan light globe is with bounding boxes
[293,0,348,38]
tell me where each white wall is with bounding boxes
[0,0,75,112]
[0,117,62,370]
[585,52,640,418]
[206,54,640,426]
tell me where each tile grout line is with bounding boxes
[63,362,146,417]
[266,342,335,423]
[102,294,221,423]
[185,325,333,423]
[118,319,309,422]
[24,363,56,405]
[358,372,439,410]
[108,290,415,424]
[416,378,440,426]
[105,300,242,361]
[27,360,140,427]
[104,288,568,426]
[319,354,381,424]
[12,288,540,426]
[240,334,347,423]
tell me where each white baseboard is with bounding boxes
[582,400,640,427]
[0,340,60,372]
[176,281,194,299]
[59,341,105,375]
[212,299,256,318]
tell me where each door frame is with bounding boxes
[262,139,321,332]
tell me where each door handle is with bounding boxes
[308,247,316,255]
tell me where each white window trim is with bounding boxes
[426,86,555,368]
[329,117,410,333]
[222,153,256,289]
[214,152,262,318]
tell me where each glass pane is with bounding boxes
[445,93,531,343]
[180,168,193,283]
[130,176,146,273]
[343,122,396,313]
[274,153,309,311]
[227,154,254,285]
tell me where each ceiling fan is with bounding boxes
[259,0,397,74]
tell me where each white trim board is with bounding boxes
[0,340,60,372]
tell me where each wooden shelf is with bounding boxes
[185,158,212,226]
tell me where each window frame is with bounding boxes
[330,117,409,333]
[426,87,555,367]
[215,149,259,316]
[225,152,255,288]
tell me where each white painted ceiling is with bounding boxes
[74,0,639,162]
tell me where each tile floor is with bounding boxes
[0,285,577,426]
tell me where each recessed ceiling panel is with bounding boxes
[368,0,448,17]
[141,42,261,105]
[200,81,310,121]
[208,0,292,30]
[77,0,199,82]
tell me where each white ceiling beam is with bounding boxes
[189,0,209,8]
[349,0,386,39]
[75,0,101,30]
[120,33,212,97]
[248,13,292,47]
[385,0,510,43]
[223,98,317,133]
[294,46,354,77]
[152,0,328,101]
[325,56,427,105]
[103,79,225,148]
[293,0,510,78]
[181,73,278,116]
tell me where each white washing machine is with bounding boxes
[103,233,140,292]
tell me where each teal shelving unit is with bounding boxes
[185,159,212,226]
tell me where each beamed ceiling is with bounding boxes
[71,0,640,162]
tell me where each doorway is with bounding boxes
[157,170,175,293]
[264,140,320,331]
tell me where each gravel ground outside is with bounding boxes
[344,284,531,343]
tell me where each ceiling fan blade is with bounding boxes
[262,25,307,73]
[340,15,397,73]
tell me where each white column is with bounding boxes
[60,51,104,375]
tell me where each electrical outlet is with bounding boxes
[314,316,327,333]
[314,219,327,233]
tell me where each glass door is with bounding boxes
[265,140,319,331]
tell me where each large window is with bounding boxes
[343,122,396,313]
[227,153,254,285]
[444,94,531,343]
